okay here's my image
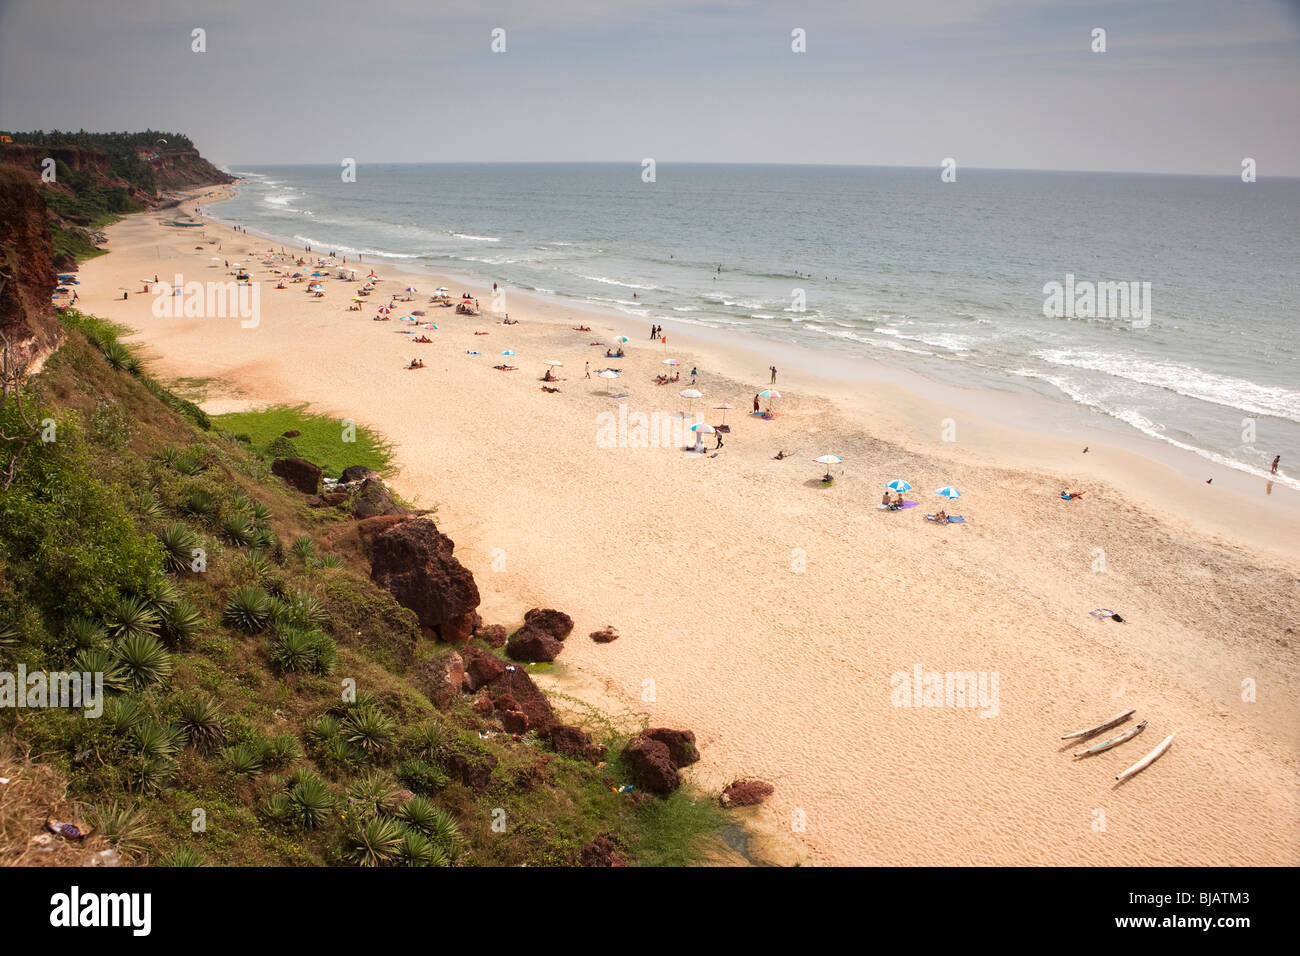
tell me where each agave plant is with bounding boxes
[340,706,395,760]
[304,713,341,746]
[175,696,226,755]
[222,512,255,547]
[103,695,149,735]
[290,536,316,561]
[398,828,449,868]
[395,758,451,796]
[182,490,218,522]
[347,771,402,818]
[132,718,184,762]
[246,499,272,527]
[160,846,204,867]
[158,596,202,648]
[103,594,161,641]
[278,590,327,629]
[404,721,450,762]
[222,586,274,634]
[341,815,405,867]
[158,523,200,574]
[261,793,295,827]
[260,734,300,769]
[112,633,172,690]
[101,340,139,374]
[222,743,263,775]
[85,802,153,857]
[309,554,345,570]
[73,646,129,693]
[64,616,107,649]
[289,777,335,829]
[137,575,181,617]
[133,490,166,520]
[241,549,273,582]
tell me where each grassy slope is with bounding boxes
[0,311,727,867]
[211,405,395,480]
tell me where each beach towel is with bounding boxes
[876,501,918,511]
[946,515,965,522]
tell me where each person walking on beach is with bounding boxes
[753,394,761,414]
[585,361,591,379]
[715,430,724,449]
[1272,455,1281,474]
[770,365,778,384]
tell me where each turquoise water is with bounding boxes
[211,163,1300,486]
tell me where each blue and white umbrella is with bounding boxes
[934,486,962,500]
[501,349,516,356]
[887,479,912,492]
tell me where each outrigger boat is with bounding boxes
[1060,707,1135,741]
[1073,719,1147,758]
[1116,733,1176,783]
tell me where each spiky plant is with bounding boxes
[241,549,273,582]
[260,734,300,769]
[170,452,203,476]
[289,777,335,829]
[290,536,316,561]
[64,617,107,649]
[136,576,181,617]
[0,624,17,648]
[397,795,440,834]
[395,758,451,796]
[101,340,139,374]
[160,846,204,867]
[103,695,149,736]
[342,815,404,867]
[73,647,129,692]
[113,633,172,690]
[305,713,341,746]
[128,755,178,794]
[404,721,450,761]
[261,793,295,827]
[267,628,335,675]
[103,594,160,641]
[222,586,273,633]
[85,802,153,857]
[222,512,255,547]
[310,554,345,570]
[279,590,327,629]
[247,499,272,527]
[158,596,202,649]
[182,490,218,522]
[134,489,166,519]
[132,718,183,762]
[222,743,263,775]
[398,828,449,868]
[347,771,402,818]
[341,706,395,760]
[158,523,200,573]
[175,696,226,755]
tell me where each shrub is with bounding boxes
[288,776,335,829]
[175,696,226,755]
[103,594,160,641]
[160,846,204,867]
[290,536,315,561]
[340,706,395,760]
[222,512,255,547]
[85,802,152,857]
[158,596,202,648]
[64,616,107,649]
[223,743,263,775]
[112,632,172,690]
[222,586,273,633]
[341,815,404,867]
[158,523,199,573]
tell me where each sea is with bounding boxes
[209,163,1300,489]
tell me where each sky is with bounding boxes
[1,0,1298,175]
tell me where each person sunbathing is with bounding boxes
[543,369,556,382]
[493,364,518,371]
[893,493,905,509]
[541,385,560,393]
[774,450,788,460]
[882,491,893,507]
[572,325,592,332]
[414,335,432,343]
[406,358,424,369]
[935,509,947,522]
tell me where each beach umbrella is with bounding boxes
[377,306,392,314]
[662,358,681,366]
[501,349,516,356]
[351,296,363,301]
[680,387,703,415]
[597,369,620,379]
[886,479,912,492]
[934,487,962,500]
[758,389,781,399]
[690,423,715,434]
[813,455,843,465]
[713,402,734,424]
[367,272,379,279]
[435,287,449,293]
[544,360,563,366]
[406,286,418,293]
[614,336,629,343]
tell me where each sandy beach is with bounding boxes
[74,185,1300,866]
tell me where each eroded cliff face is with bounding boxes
[0,166,64,375]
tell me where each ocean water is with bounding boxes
[210,163,1300,487]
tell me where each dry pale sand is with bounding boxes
[74,187,1300,866]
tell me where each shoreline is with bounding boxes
[75,183,1300,865]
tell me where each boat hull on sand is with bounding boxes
[1116,733,1176,782]
[1074,719,1148,758]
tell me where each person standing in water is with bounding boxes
[770,365,778,384]
[1272,455,1281,474]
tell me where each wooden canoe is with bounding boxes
[1073,719,1147,758]
[1061,707,1135,740]
[1116,733,1175,782]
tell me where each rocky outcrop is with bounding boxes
[368,518,481,644]
[474,623,508,647]
[340,465,381,483]
[622,735,680,794]
[271,457,321,495]
[580,833,628,867]
[461,646,505,691]
[642,728,700,767]
[351,478,405,519]
[720,778,774,808]
[590,626,619,643]
[523,608,573,640]
[0,166,64,375]
[486,664,555,733]
[506,628,563,663]
[418,649,463,709]
[545,724,606,764]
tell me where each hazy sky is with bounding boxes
[2,0,1297,175]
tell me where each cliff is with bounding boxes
[0,166,64,374]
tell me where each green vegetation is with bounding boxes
[211,404,394,479]
[0,309,732,867]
